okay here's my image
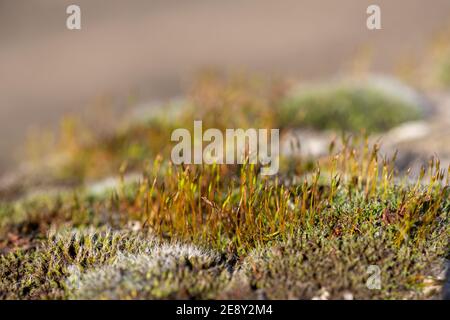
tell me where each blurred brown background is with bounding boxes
[1,0,450,173]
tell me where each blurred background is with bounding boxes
[1,0,450,175]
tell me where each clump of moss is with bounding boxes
[0,227,237,300]
[0,229,158,299]
[223,229,448,299]
[278,82,423,133]
[65,243,230,299]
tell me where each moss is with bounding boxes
[0,74,447,300]
[1,144,448,299]
[223,231,447,299]
[278,84,423,133]
[65,243,230,299]
[0,229,158,299]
